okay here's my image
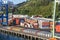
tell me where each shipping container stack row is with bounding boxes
[8,15,60,40]
[7,16,54,39]
[8,17,53,30]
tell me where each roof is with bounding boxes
[13,15,28,18]
[31,18,53,21]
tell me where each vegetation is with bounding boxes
[56,3,60,18]
[14,0,54,17]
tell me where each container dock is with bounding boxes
[0,26,53,40]
[0,0,60,40]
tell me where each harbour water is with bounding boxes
[0,33,27,40]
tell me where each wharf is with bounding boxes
[0,26,52,40]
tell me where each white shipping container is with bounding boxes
[20,23,24,27]
[38,20,42,28]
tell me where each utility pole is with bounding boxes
[53,0,60,38]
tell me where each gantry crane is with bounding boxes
[0,0,8,25]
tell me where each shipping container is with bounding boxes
[15,18,20,25]
[56,25,60,33]
[33,22,38,29]
[20,18,25,23]
[20,22,24,27]
[20,18,25,27]
[38,20,50,29]
[49,22,53,29]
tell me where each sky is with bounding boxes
[9,0,26,4]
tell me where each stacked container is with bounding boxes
[8,19,13,26]
[49,22,53,29]
[12,18,20,25]
[13,18,16,25]
[24,19,31,28]
[56,21,60,33]
[38,20,50,29]
[20,18,25,27]
[25,18,38,29]
[15,18,20,25]
[33,22,38,29]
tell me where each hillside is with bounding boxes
[14,0,54,17]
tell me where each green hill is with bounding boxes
[14,0,54,17]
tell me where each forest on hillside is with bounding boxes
[13,0,60,18]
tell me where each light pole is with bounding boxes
[53,0,60,38]
[52,0,56,38]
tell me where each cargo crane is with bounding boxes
[0,0,8,26]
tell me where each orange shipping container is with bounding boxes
[50,22,53,25]
[50,22,53,29]
[42,22,49,26]
[49,38,57,40]
[56,25,60,32]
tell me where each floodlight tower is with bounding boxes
[53,0,60,38]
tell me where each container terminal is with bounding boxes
[0,0,60,40]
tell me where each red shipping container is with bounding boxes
[42,22,49,26]
[56,25,60,32]
[16,18,20,25]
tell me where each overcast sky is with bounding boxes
[9,0,26,4]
